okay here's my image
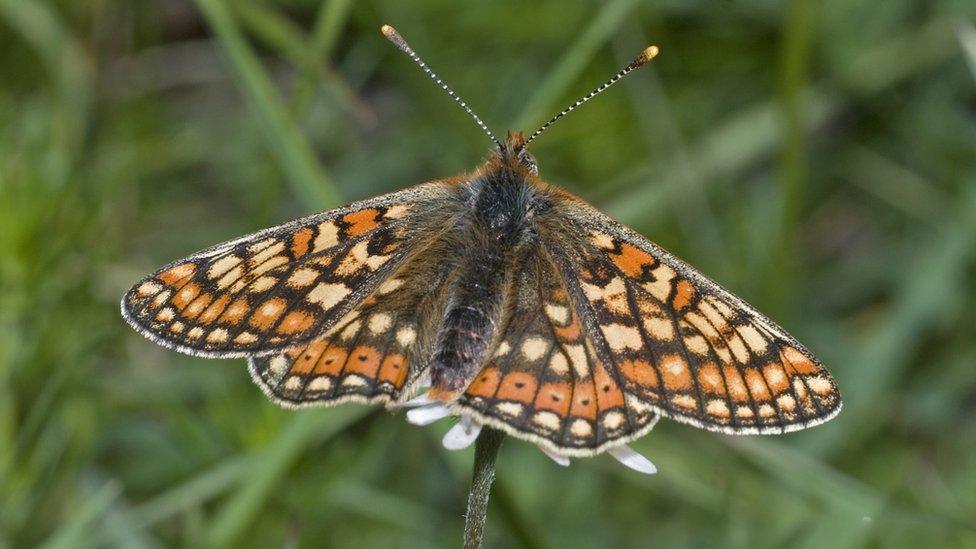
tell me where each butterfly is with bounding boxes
[122,24,841,459]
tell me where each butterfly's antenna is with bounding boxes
[381,25,503,150]
[521,44,660,149]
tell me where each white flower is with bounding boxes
[400,391,656,475]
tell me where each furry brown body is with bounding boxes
[429,140,549,395]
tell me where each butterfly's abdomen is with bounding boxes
[429,245,507,393]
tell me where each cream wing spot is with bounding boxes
[806,375,833,395]
[340,320,361,341]
[496,402,523,417]
[565,344,589,376]
[706,399,730,418]
[708,297,736,318]
[737,324,768,354]
[396,326,416,347]
[286,267,319,288]
[216,265,245,290]
[136,281,163,297]
[249,241,285,267]
[249,255,288,278]
[247,238,276,254]
[589,230,615,250]
[644,316,674,341]
[155,307,175,322]
[249,276,278,293]
[727,335,750,364]
[312,221,339,252]
[684,334,710,356]
[643,263,676,301]
[283,376,302,391]
[378,278,404,294]
[671,394,697,409]
[269,355,289,375]
[307,282,351,311]
[308,376,332,392]
[545,303,569,324]
[257,299,285,318]
[342,375,368,387]
[206,328,228,344]
[533,411,561,431]
[777,394,797,412]
[549,352,569,374]
[384,204,412,219]
[600,323,642,351]
[699,301,730,333]
[602,411,625,430]
[521,337,547,361]
[570,419,593,437]
[368,313,392,334]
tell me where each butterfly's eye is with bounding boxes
[517,149,538,174]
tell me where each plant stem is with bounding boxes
[463,427,505,549]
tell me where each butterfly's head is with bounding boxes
[496,131,539,175]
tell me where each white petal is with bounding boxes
[393,392,435,409]
[539,446,570,467]
[608,445,656,475]
[442,416,483,450]
[406,405,451,426]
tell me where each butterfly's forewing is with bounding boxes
[248,236,461,407]
[546,199,842,435]
[122,183,456,358]
[455,251,659,456]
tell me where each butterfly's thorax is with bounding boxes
[428,157,549,399]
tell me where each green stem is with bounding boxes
[463,428,505,549]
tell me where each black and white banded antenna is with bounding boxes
[382,25,503,150]
[521,44,660,149]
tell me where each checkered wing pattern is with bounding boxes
[248,238,460,407]
[455,251,660,455]
[121,183,455,358]
[546,201,842,435]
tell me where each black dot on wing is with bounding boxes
[515,382,525,389]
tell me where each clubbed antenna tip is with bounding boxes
[522,43,661,148]
[635,45,660,66]
[381,24,407,51]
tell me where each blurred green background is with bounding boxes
[2,0,976,547]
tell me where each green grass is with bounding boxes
[2,1,976,547]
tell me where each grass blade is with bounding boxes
[194,0,341,208]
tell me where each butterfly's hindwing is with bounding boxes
[546,201,842,434]
[455,251,659,455]
[122,183,456,358]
